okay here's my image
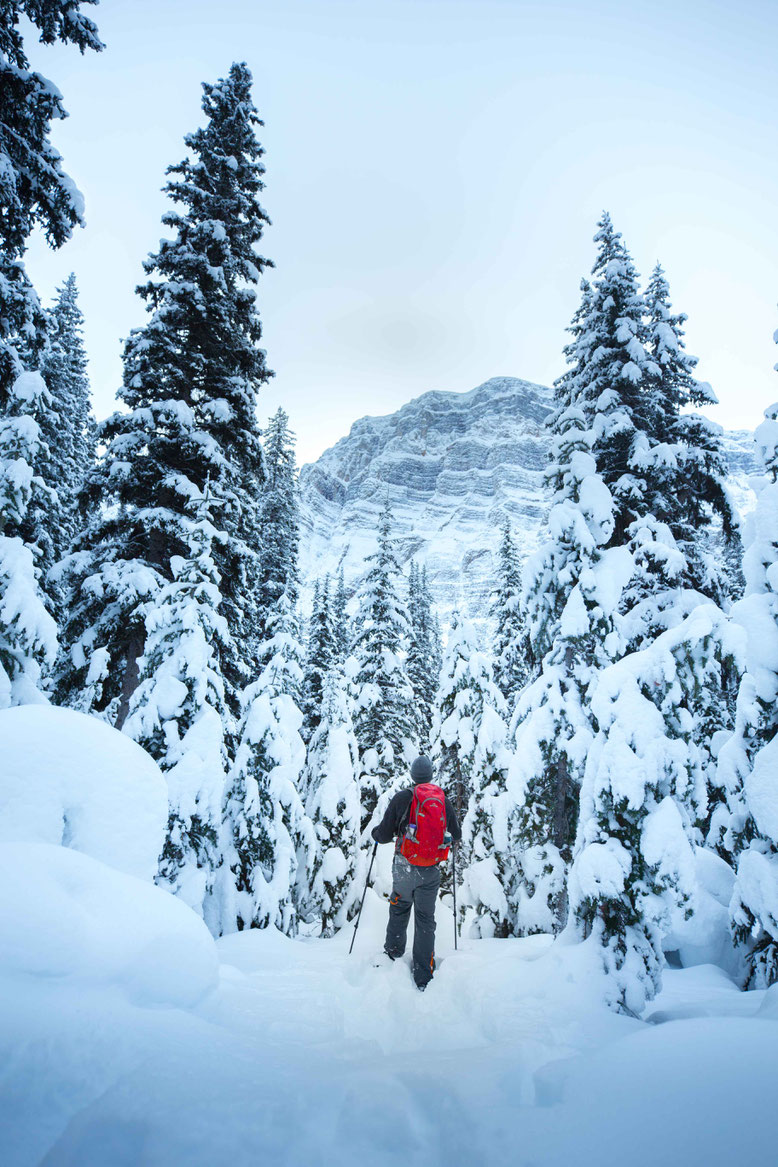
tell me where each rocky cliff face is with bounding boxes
[298,376,758,624]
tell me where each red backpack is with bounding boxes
[398,783,450,866]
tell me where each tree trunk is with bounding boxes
[116,622,145,729]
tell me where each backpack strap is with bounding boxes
[394,788,415,852]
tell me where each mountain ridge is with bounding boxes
[298,376,758,624]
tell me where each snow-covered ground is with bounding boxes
[2,704,776,1166]
[2,877,777,1167]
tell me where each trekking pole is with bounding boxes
[452,842,458,951]
[349,842,378,955]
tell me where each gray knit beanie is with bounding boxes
[410,755,433,784]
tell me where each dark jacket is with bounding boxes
[371,787,462,846]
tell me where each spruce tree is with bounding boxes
[40,275,94,548]
[306,665,361,936]
[57,63,272,736]
[553,213,652,546]
[491,518,533,713]
[222,593,316,935]
[508,406,630,936]
[1,0,102,401]
[513,218,643,937]
[406,560,440,753]
[0,2,101,703]
[351,500,416,836]
[301,576,336,745]
[539,217,739,1004]
[0,371,58,706]
[568,602,736,1015]
[257,408,300,641]
[123,492,229,933]
[432,614,505,825]
[641,263,739,608]
[332,564,351,667]
[434,615,511,937]
[33,275,95,620]
[619,267,739,836]
[721,402,778,987]
[222,410,315,935]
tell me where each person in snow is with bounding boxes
[371,755,461,990]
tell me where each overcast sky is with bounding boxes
[23,0,778,467]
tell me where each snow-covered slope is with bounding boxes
[299,376,758,622]
[3,887,777,1167]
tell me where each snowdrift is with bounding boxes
[0,842,218,1008]
[0,704,167,880]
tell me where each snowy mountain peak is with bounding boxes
[298,376,757,624]
[299,377,554,621]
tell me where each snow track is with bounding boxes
[1,889,776,1167]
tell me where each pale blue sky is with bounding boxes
[24,0,778,465]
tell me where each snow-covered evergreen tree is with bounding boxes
[222,402,314,935]
[332,564,351,668]
[438,615,512,937]
[406,560,440,754]
[257,408,299,642]
[306,666,361,937]
[532,218,739,1002]
[432,614,505,824]
[639,263,739,610]
[40,275,94,548]
[553,214,652,545]
[616,268,740,835]
[491,518,533,713]
[507,406,632,936]
[1,1,102,402]
[0,371,58,707]
[123,494,229,932]
[568,602,738,1015]
[56,63,272,737]
[351,501,416,835]
[28,275,95,621]
[721,401,778,987]
[302,576,336,744]
[0,3,101,704]
[222,592,316,936]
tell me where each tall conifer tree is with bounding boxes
[34,275,95,620]
[57,63,272,737]
[222,592,316,936]
[306,665,361,936]
[123,492,229,933]
[302,576,336,745]
[508,406,631,935]
[491,518,532,712]
[721,401,778,987]
[406,560,440,754]
[257,408,299,641]
[222,407,315,935]
[0,1,101,705]
[351,501,416,836]
[641,263,739,607]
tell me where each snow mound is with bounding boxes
[0,704,167,880]
[0,842,218,1008]
[530,1017,778,1166]
[664,847,738,972]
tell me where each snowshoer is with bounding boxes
[371,755,461,990]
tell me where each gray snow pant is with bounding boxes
[384,853,441,987]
